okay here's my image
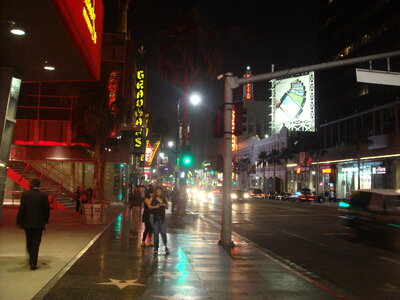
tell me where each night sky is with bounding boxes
[104,0,320,160]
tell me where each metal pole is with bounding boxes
[237,50,400,85]
[220,72,235,248]
[175,99,180,188]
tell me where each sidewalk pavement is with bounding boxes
[10,207,354,300]
[0,204,125,300]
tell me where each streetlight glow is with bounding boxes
[189,93,201,106]
[167,141,174,148]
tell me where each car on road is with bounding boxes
[339,189,400,250]
[247,188,265,199]
[231,189,250,201]
[290,188,317,202]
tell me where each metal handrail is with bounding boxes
[8,147,85,199]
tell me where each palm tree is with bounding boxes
[267,149,283,192]
[157,9,222,146]
[257,151,269,192]
[279,148,295,193]
[306,141,328,196]
[233,156,251,189]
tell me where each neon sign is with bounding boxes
[83,0,97,43]
[143,141,160,166]
[133,68,146,152]
[107,71,119,111]
[232,110,237,151]
[322,168,332,174]
[243,67,253,100]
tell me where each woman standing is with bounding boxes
[145,187,169,255]
[141,187,154,246]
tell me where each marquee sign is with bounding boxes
[133,66,146,154]
[270,72,315,134]
[52,0,104,80]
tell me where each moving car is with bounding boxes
[290,188,317,202]
[339,189,400,250]
[231,189,250,201]
[248,188,265,199]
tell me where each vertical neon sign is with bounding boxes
[232,110,237,151]
[243,66,253,101]
[133,66,146,153]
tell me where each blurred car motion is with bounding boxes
[248,188,265,199]
[339,189,400,250]
[290,188,317,202]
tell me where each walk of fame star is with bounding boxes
[152,292,208,300]
[153,271,180,279]
[96,278,146,289]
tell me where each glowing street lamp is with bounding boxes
[189,93,202,106]
[167,141,174,148]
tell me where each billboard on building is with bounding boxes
[270,72,315,134]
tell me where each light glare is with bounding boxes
[10,28,25,35]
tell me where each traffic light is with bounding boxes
[234,101,247,136]
[181,154,193,166]
[213,104,224,138]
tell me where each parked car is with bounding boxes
[231,189,250,201]
[339,189,400,250]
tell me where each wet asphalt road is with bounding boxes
[187,196,400,300]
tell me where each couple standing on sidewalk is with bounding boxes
[130,186,169,255]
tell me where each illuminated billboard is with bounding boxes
[270,72,315,134]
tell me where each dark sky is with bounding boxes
[104,0,320,160]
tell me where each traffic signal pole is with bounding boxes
[220,72,236,248]
[219,50,400,249]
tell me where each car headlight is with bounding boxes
[198,191,205,199]
[208,192,213,198]
[231,193,238,199]
[244,193,250,198]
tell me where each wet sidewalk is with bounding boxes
[32,209,352,300]
[0,204,125,300]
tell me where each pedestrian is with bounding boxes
[170,186,179,213]
[141,187,154,247]
[146,186,169,255]
[129,185,143,235]
[178,187,187,214]
[16,178,50,270]
[74,186,82,213]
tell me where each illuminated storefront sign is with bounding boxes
[133,67,146,153]
[372,166,386,174]
[243,67,253,101]
[322,168,332,174]
[83,0,97,43]
[232,110,237,151]
[270,72,315,134]
[107,71,119,111]
[53,0,103,80]
[140,141,160,166]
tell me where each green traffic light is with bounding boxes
[182,155,193,166]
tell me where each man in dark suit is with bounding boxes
[17,178,50,270]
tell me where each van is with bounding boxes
[339,189,400,250]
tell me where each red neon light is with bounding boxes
[107,71,119,111]
[52,0,104,80]
[14,140,90,147]
[232,110,237,151]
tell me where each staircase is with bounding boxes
[7,160,79,209]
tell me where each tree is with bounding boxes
[257,151,269,192]
[267,149,283,193]
[346,131,372,190]
[72,80,125,202]
[279,148,295,193]
[157,9,222,146]
[233,156,251,189]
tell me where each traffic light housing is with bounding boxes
[234,101,247,136]
[213,104,224,138]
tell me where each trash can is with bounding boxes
[82,203,108,225]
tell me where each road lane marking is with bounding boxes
[379,256,400,266]
[324,233,347,236]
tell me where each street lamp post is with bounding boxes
[175,93,202,188]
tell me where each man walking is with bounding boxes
[17,178,50,270]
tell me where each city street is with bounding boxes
[188,197,400,300]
